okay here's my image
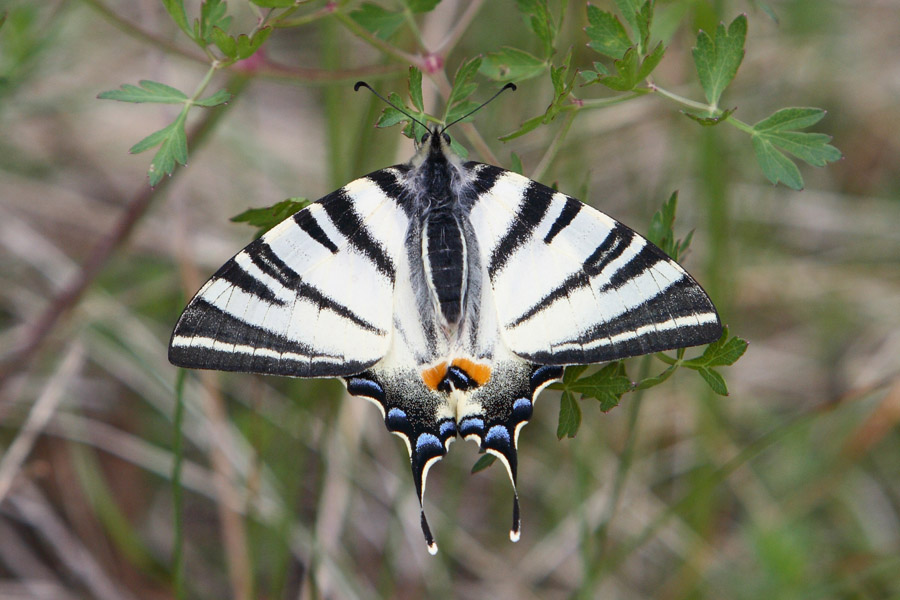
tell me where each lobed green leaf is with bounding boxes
[567,362,633,412]
[162,0,192,38]
[685,328,749,368]
[557,391,582,439]
[196,0,231,44]
[447,57,482,111]
[749,108,840,189]
[231,198,310,238]
[752,135,803,189]
[480,47,546,83]
[98,80,188,104]
[235,27,272,60]
[514,0,555,58]
[210,26,237,58]
[146,118,188,187]
[585,5,632,59]
[692,14,747,108]
[697,367,728,395]
[753,107,826,132]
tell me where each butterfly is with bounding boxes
[169,83,721,554]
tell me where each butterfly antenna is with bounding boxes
[354,81,430,132]
[440,82,517,134]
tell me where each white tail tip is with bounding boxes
[509,529,521,543]
[427,541,439,555]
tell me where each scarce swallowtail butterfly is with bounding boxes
[169,83,722,554]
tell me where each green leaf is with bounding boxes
[195,0,232,44]
[634,0,653,52]
[161,0,192,38]
[614,0,642,37]
[235,26,272,60]
[210,26,237,58]
[194,88,231,107]
[405,0,441,13]
[374,92,427,141]
[697,367,728,395]
[647,190,693,260]
[557,391,582,439]
[586,40,664,91]
[685,327,748,368]
[500,114,543,141]
[751,135,803,190]
[692,14,747,108]
[585,5,632,59]
[0,12,7,31]
[446,56,482,115]
[471,454,496,473]
[349,3,405,40]
[480,47,546,83]
[133,118,188,187]
[635,363,677,390]
[750,107,841,189]
[408,66,424,112]
[568,362,633,412]
[514,0,555,58]
[98,80,188,104]
[231,198,310,238]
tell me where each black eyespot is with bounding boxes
[421,132,431,144]
[442,132,451,144]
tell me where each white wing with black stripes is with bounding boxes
[169,176,410,377]
[467,166,721,365]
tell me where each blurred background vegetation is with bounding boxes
[0,0,898,598]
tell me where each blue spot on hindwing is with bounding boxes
[416,433,442,454]
[439,420,457,438]
[458,416,484,437]
[347,377,385,402]
[512,397,533,421]
[485,425,510,448]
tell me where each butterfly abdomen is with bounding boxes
[422,209,467,328]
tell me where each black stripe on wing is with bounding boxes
[543,197,582,244]
[506,223,635,328]
[293,209,339,254]
[249,240,386,334]
[322,190,396,280]
[488,181,554,278]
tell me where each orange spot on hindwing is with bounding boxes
[421,362,449,391]
[451,358,491,387]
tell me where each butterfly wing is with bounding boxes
[169,174,409,377]
[467,166,722,365]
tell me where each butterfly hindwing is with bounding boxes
[467,165,722,365]
[169,173,410,377]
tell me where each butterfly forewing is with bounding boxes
[468,167,722,365]
[169,175,409,377]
